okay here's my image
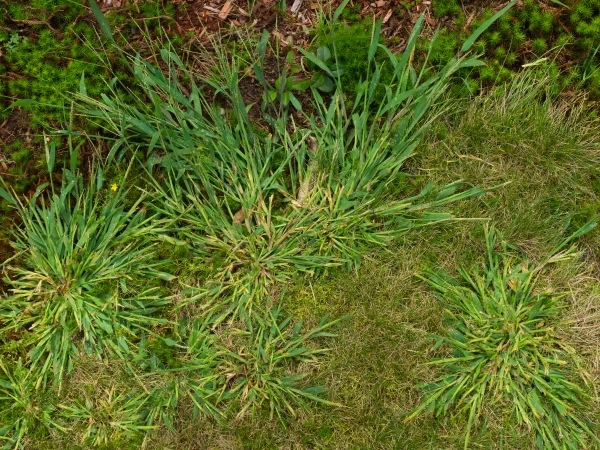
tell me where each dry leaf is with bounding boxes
[383,9,393,23]
[273,30,291,45]
[218,0,233,20]
[233,209,245,225]
[425,15,437,27]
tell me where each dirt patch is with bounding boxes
[0,238,13,295]
[95,0,445,49]
[0,108,31,149]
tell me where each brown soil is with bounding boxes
[95,0,447,50]
[0,108,31,152]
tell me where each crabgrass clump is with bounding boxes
[0,142,172,389]
[407,225,599,450]
[0,360,65,449]
[0,1,523,446]
[78,10,494,318]
[62,0,508,434]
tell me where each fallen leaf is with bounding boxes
[425,15,437,27]
[273,30,291,46]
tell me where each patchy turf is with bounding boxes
[3,1,600,449]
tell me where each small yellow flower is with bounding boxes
[110,183,118,192]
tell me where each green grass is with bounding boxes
[136,71,600,450]
[407,224,598,449]
[9,69,597,450]
[0,150,172,391]
[2,1,600,449]
[412,73,600,252]
[0,4,512,446]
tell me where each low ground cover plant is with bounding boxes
[429,0,600,96]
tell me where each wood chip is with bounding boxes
[273,30,291,46]
[291,0,303,13]
[218,0,233,20]
[375,0,386,7]
[203,5,220,13]
[425,15,437,27]
[383,9,393,23]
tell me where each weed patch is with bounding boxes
[408,225,599,449]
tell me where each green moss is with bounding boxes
[532,37,548,54]
[3,24,109,128]
[426,30,462,66]
[421,0,600,98]
[431,0,461,17]
[11,147,31,165]
[316,20,392,105]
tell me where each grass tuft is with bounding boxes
[0,150,172,390]
[407,224,600,449]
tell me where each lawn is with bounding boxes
[1,1,600,449]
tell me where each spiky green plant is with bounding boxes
[407,224,600,450]
[57,387,155,447]
[0,360,65,450]
[221,307,344,420]
[75,1,514,324]
[132,317,227,423]
[0,0,513,437]
[0,141,172,389]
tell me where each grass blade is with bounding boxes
[461,0,517,53]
